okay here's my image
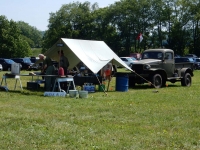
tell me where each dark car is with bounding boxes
[30,56,39,63]
[0,58,19,71]
[174,54,181,58]
[185,54,198,58]
[175,57,195,70]
[175,57,194,63]
[192,58,200,70]
[29,56,44,70]
[11,58,33,70]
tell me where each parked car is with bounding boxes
[30,56,39,63]
[175,57,194,63]
[29,57,41,70]
[120,57,138,68]
[192,58,200,70]
[131,57,138,61]
[130,53,142,60]
[185,54,198,58]
[174,54,181,58]
[11,58,33,70]
[0,58,21,71]
[0,64,3,71]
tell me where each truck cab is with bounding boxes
[141,49,175,77]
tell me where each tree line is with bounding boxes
[1,0,200,58]
[0,16,42,58]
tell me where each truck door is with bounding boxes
[163,52,174,77]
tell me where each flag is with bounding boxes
[136,33,143,42]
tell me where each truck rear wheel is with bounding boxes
[181,73,192,86]
[151,74,162,88]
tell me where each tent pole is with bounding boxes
[58,38,61,70]
[95,74,108,95]
[106,80,110,92]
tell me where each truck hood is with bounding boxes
[134,59,162,65]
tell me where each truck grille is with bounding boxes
[131,64,144,73]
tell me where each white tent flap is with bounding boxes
[45,38,132,73]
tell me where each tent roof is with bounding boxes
[45,38,133,73]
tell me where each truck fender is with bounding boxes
[149,69,167,85]
[180,68,193,77]
[150,69,167,80]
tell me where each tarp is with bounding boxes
[44,38,132,73]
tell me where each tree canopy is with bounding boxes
[0,16,43,58]
[42,0,200,56]
[1,0,200,58]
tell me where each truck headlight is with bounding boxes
[144,64,151,70]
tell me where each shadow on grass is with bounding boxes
[129,83,181,90]
[6,87,45,96]
[2,83,182,96]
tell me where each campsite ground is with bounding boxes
[0,69,200,149]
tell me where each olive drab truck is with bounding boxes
[129,49,194,88]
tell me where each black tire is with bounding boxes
[181,73,192,86]
[151,74,162,88]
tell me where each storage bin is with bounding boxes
[115,73,129,92]
[27,82,40,90]
[79,90,88,98]
[69,90,78,98]
[98,84,105,92]
[83,85,95,93]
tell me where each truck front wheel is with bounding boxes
[181,73,192,86]
[151,74,162,88]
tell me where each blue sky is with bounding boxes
[0,0,119,31]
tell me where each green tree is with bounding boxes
[17,21,43,48]
[0,16,31,58]
[91,7,120,54]
[187,0,200,55]
[42,2,97,52]
[41,0,200,56]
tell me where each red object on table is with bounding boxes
[58,67,64,76]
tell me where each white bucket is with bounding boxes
[69,90,78,98]
[79,90,88,98]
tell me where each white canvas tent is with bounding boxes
[44,38,133,73]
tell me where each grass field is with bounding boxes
[0,70,200,149]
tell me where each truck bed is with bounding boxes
[175,62,194,70]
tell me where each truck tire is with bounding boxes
[181,73,192,86]
[151,74,162,88]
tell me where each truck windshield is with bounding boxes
[142,52,163,60]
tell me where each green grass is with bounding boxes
[0,70,200,149]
